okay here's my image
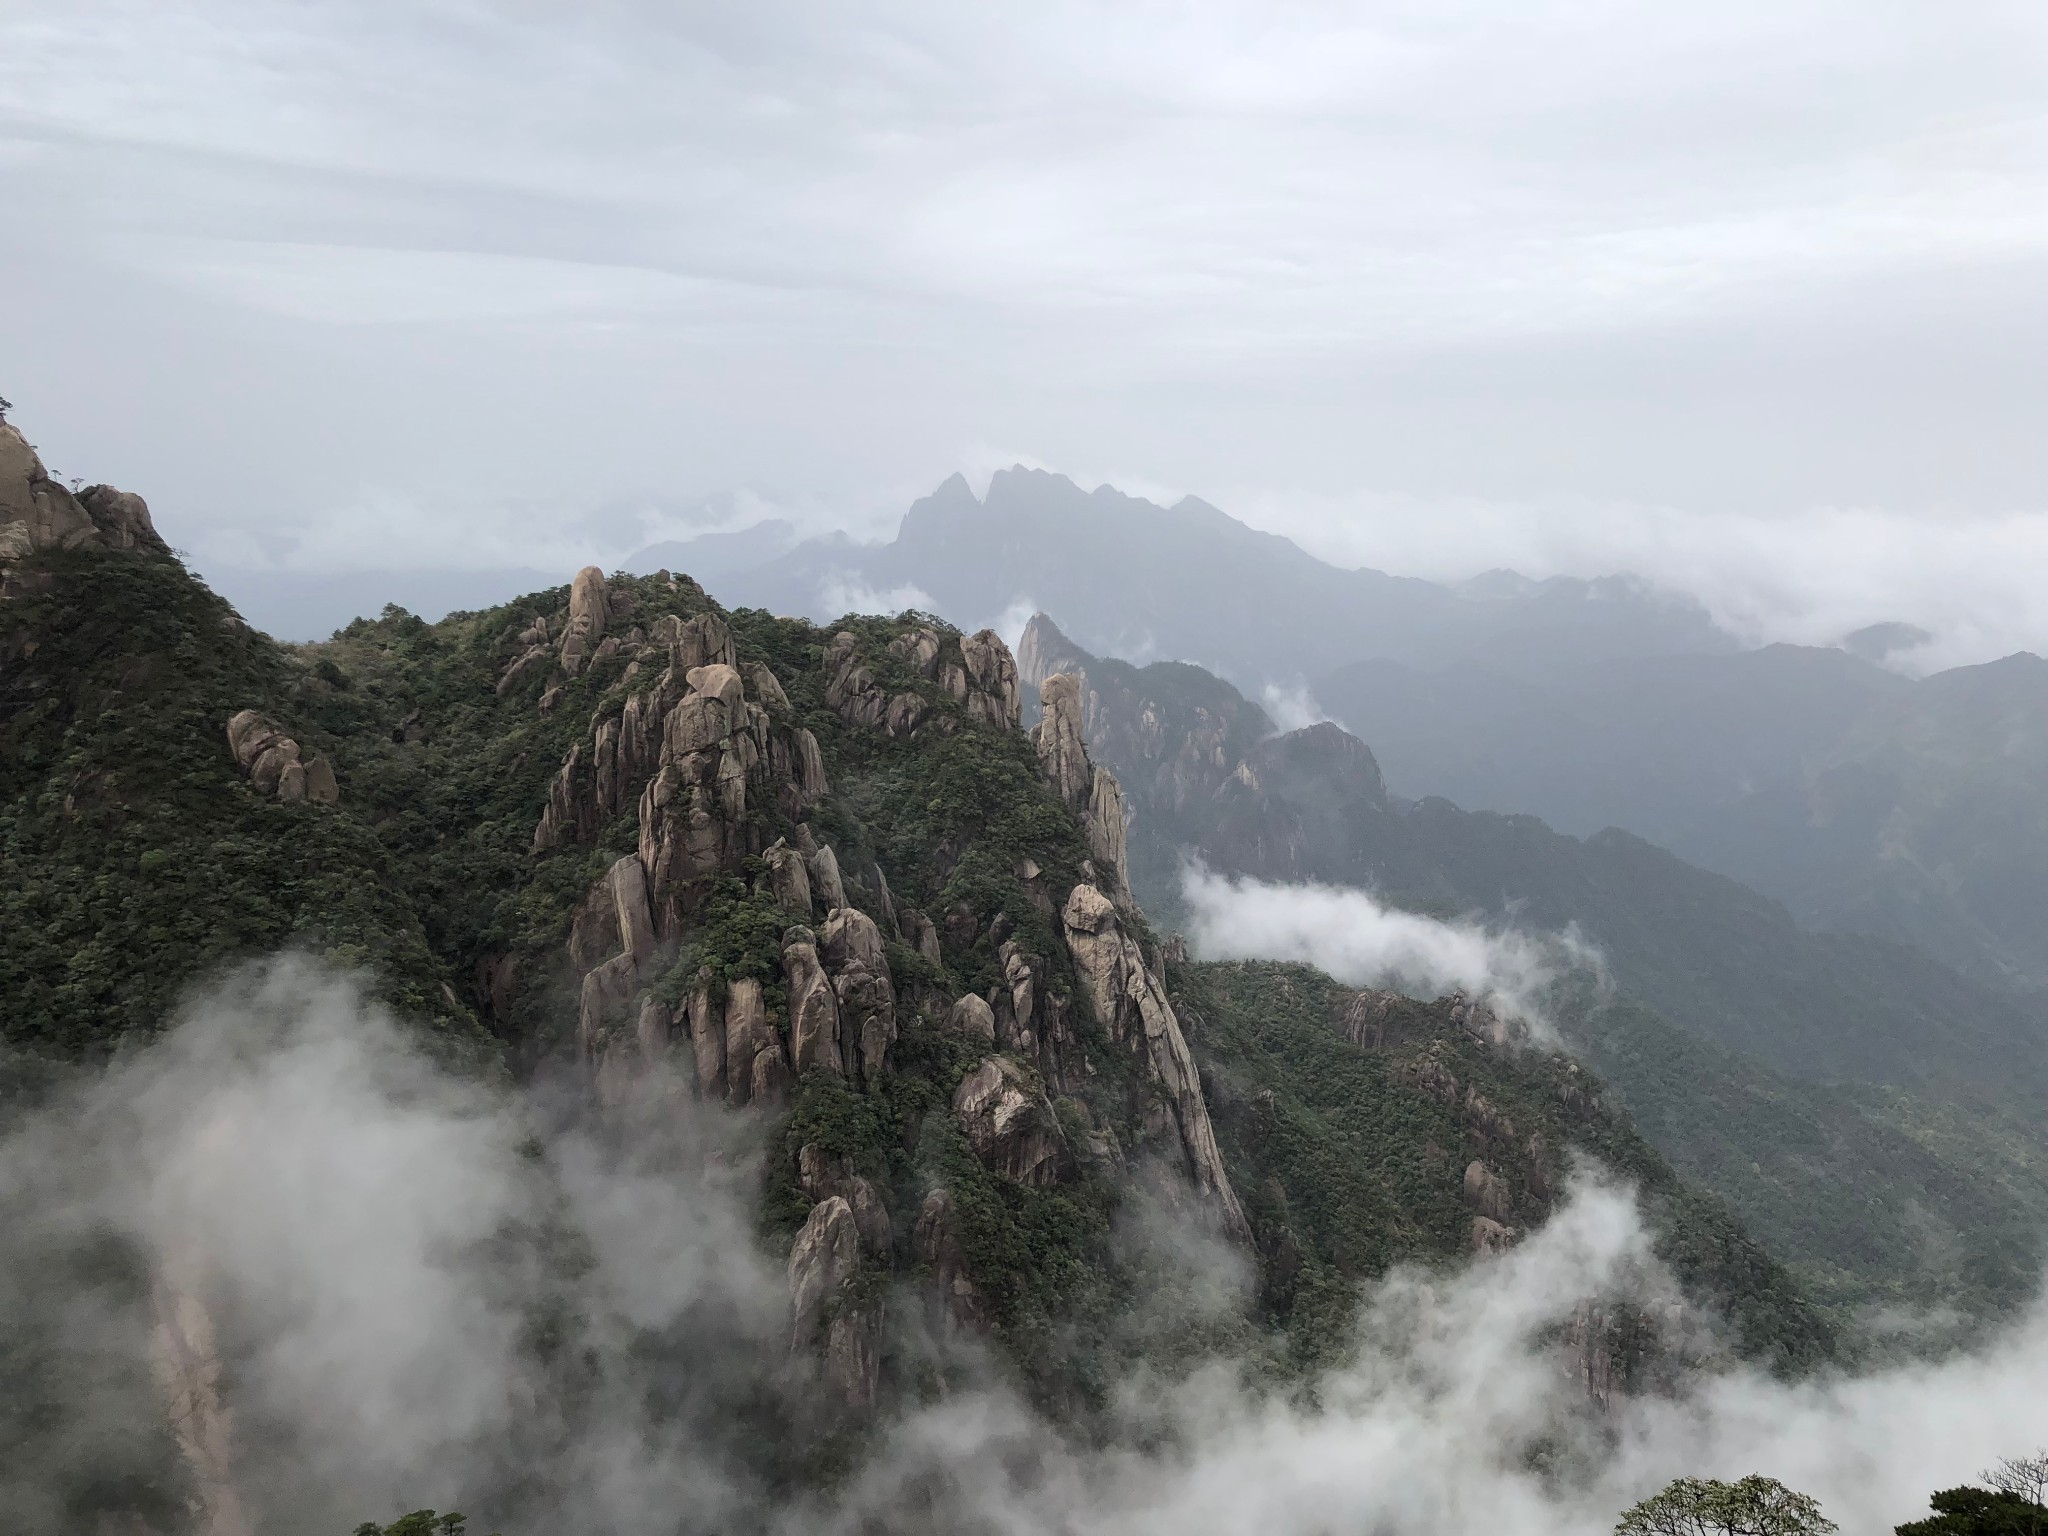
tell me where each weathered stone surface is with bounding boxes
[635,994,672,1064]
[1029,673,1132,901]
[1061,882,1249,1240]
[793,728,829,802]
[784,930,845,1078]
[884,691,926,737]
[888,626,942,677]
[807,843,847,913]
[559,565,609,676]
[223,710,339,807]
[1034,674,1093,806]
[1339,989,1406,1049]
[833,962,897,1086]
[820,905,888,975]
[788,1196,859,1353]
[952,1056,1063,1187]
[1463,1160,1512,1223]
[577,952,638,1067]
[960,629,1021,728]
[149,1253,254,1536]
[607,854,658,969]
[798,1144,890,1255]
[665,688,735,757]
[685,662,745,709]
[765,838,814,921]
[0,424,159,600]
[723,977,790,1107]
[744,660,792,712]
[903,907,942,966]
[303,756,340,805]
[914,1189,987,1333]
[947,994,998,1043]
[1471,1216,1516,1256]
[687,974,726,1101]
[77,484,164,551]
[825,1302,882,1411]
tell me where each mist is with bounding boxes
[1179,865,1600,1030]
[8,955,2046,1533]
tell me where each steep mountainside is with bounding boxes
[0,429,1830,1529]
[1019,613,2048,1320]
[1317,643,2048,991]
[640,467,1734,689]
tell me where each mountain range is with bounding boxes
[3,423,2043,1530]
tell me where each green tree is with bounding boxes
[1896,1487,2045,1536]
[1616,1475,1837,1536]
[354,1512,487,1536]
[1896,1455,2048,1536]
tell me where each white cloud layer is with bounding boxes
[1181,865,1599,1028]
[6,958,2048,1534]
[0,1,2040,643]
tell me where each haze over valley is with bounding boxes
[4,4,2047,1534]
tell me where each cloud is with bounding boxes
[1259,681,1342,735]
[817,573,940,620]
[1179,864,1600,1029]
[1,1,2042,598]
[1229,488,2048,672]
[6,955,2048,1534]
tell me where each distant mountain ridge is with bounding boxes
[1016,612,2048,1321]
[632,466,1737,686]
[1317,642,2048,990]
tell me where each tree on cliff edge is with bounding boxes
[1616,1476,1837,1536]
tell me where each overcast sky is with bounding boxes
[3,2,2045,654]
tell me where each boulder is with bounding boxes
[947,994,998,1043]
[686,973,726,1101]
[833,963,897,1086]
[685,662,745,709]
[1462,1160,1512,1223]
[559,565,608,676]
[960,629,1021,728]
[764,838,815,921]
[820,905,888,975]
[223,710,340,807]
[723,977,789,1107]
[784,930,844,1077]
[1471,1216,1516,1256]
[807,843,847,913]
[887,627,941,677]
[1061,882,1249,1240]
[1033,674,1093,806]
[798,1144,890,1255]
[951,1056,1063,1187]
[914,1189,987,1333]
[903,908,943,966]
[744,661,792,713]
[788,1196,860,1353]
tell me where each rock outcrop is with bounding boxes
[951,1056,1065,1188]
[913,1188,987,1333]
[1061,882,1249,1240]
[783,927,844,1077]
[1033,673,1131,904]
[224,710,340,805]
[0,420,167,597]
[787,1195,881,1409]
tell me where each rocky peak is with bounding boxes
[1060,882,1249,1241]
[0,420,166,596]
[1032,673,1132,904]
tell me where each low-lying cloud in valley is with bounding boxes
[1180,864,1600,1031]
[9,955,2046,1533]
